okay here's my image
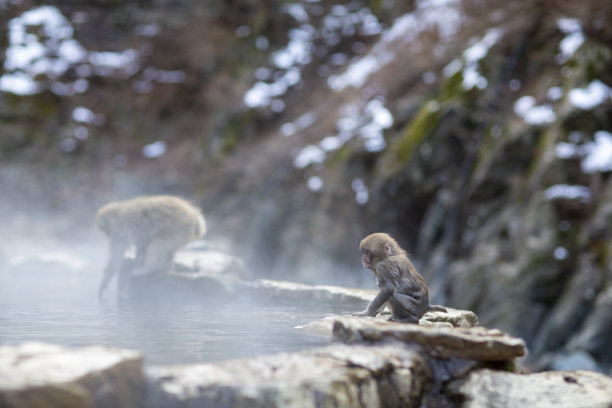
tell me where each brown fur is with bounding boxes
[96,195,205,299]
[355,233,447,323]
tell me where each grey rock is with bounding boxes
[447,369,612,408]
[296,307,478,337]
[0,343,144,408]
[566,286,612,367]
[173,250,251,281]
[145,344,431,408]
[531,252,604,355]
[127,250,250,300]
[242,279,378,305]
[333,317,525,361]
[420,307,479,327]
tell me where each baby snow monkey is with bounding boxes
[354,233,446,323]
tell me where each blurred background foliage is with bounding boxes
[1,0,611,373]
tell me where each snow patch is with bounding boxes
[0,5,150,95]
[442,28,502,91]
[142,141,167,158]
[514,96,556,125]
[329,0,463,91]
[281,112,317,137]
[544,184,591,202]
[294,145,325,169]
[307,176,324,192]
[582,131,612,173]
[556,17,584,63]
[351,178,369,205]
[568,80,612,110]
[546,86,563,101]
[555,131,612,174]
[245,3,384,108]
[292,98,393,168]
[553,246,568,261]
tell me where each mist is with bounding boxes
[0,189,366,365]
[2,0,612,374]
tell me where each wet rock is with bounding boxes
[242,279,378,306]
[296,307,478,337]
[145,344,431,408]
[127,250,250,301]
[0,342,144,408]
[128,259,377,306]
[123,255,379,307]
[173,249,252,281]
[447,369,612,408]
[333,317,525,361]
[420,307,479,327]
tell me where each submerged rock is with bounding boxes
[145,344,431,408]
[0,342,144,408]
[447,369,612,408]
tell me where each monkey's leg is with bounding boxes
[135,236,181,276]
[388,314,420,324]
[117,257,138,299]
[390,293,425,324]
[99,238,127,300]
[134,244,148,267]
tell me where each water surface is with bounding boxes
[0,268,354,365]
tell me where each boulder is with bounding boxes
[333,317,526,361]
[127,250,250,301]
[145,344,431,408]
[447,369,612,408]
[296,307,478,337]
[173,250,251,281]
[0,343,144,408]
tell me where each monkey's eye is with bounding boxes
[361,249,370,256]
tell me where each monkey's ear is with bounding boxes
[384,243,393,256]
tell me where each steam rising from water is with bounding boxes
[0,222,354,365]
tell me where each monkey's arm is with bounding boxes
[353,284,393,317]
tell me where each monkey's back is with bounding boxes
[97,195,206,241]
[392,254,429,299]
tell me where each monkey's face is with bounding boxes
[361,247,373,269]
[360,233,396,272]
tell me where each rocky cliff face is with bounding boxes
[1,0,611,372]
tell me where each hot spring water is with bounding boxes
[0,267,354,365]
